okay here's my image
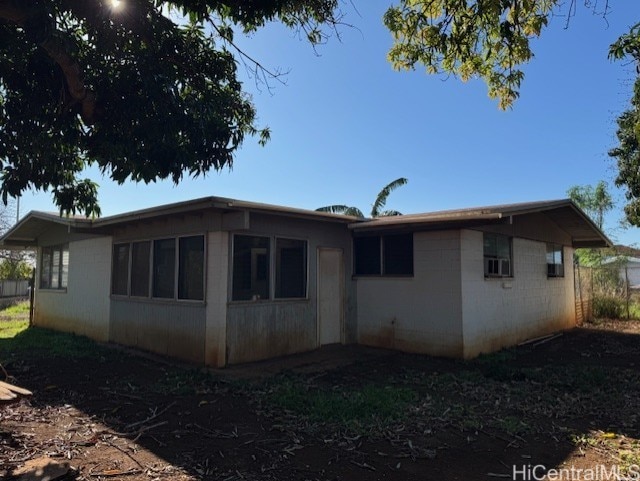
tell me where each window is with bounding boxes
[546,244,564,277]
[152,238,176,298]
[232,235,270,301]
[178,236,205,300]
[383,234,414,276]
[131,241,151,297]
[275,238,307,298]
[354,237,381,275]
[111,235,204,301]
[483,233,512,277]
[112,244,130,295]
[354,234,413,276]
[40,244,69,289]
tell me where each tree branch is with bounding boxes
[0,0,97,124]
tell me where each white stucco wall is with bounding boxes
[460,229,575,358]
[205,231,229,367]
[34,236,112,341]
[356,230,464,357]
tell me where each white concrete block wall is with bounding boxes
[205,231,229,367]
[460,229,575,358]
[356,230,464,357]
[34,236,112,341]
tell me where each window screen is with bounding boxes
[131,241,151,297]
[178,236,205,300]
[232,235,270,301]
[354,236,381,275]
[153,238,176,298]
[275,238,307,298]
[112,243,130,295]
[383,234,413,275]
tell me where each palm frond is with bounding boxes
[378,210,403,217]
[316,205,364,217]
[371,177,408,217]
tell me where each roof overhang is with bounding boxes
[0,196,360,247]
[349,199,612,248]
[0,212,91,248]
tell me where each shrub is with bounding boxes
[593,295,624,319]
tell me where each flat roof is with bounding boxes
[349,199,611,248]
[0,197,611,249]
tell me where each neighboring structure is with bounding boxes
[0,197,610,366]
[602,256,640,289]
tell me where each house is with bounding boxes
[602,256,640,289]
[0,197,610,366]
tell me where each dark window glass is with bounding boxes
[153,238,176,298]
[383,234,413,275]
[354,236,381,275]
[232,235,270,301]
[112,244,130,295]
[178,236,205,300]
[131,241,151,297]
[275,238,307,298]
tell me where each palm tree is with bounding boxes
[316,177,408,218]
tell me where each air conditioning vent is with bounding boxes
[485,257,511,277]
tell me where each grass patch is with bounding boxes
[0,319,28,339]
[152,368,221,395]
[0,326,110,360]
[267,376,417,427]
[1,301,30,316]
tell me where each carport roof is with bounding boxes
[349,199,611,248]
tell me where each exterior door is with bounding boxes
[317,248,344,345]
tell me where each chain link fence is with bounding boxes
[574,264,640,321]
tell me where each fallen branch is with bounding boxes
[89,469,141,477]
[124,401,176,430]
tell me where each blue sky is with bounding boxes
[19,1,640,245]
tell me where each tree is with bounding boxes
[0,199,34,279]
[383,1,640,225]
[609,24,640,225]
[567,181,614,266]
[0,0,343,216]
[316,177,408,218]
[567,181,614,231]
[383,1,616,110]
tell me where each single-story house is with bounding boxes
[0,196,610,366]
[602,256,640,289]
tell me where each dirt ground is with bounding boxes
[1,319,640,481]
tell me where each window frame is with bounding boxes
[39,244,69,291]
[230,233,311,303]
[546,243,565,278]
[483,233,513,279]
[111,233,206,303]
[353,233,414,278]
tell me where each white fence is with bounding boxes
[0,279,29,298]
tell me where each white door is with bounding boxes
[317,248,344,345]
